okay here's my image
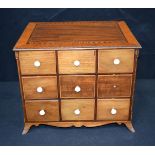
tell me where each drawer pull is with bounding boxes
[39,110,45,116]
[74,60,80,67]
[74,109,80,115]
[113,58,120,65]
[74,86,81,92]
[113,85,117,88]
[34,60,41,67]
[36,87,43,93]
[111,108,117,115]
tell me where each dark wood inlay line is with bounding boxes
[60,97,95,100]
[20,72,134,77]
[94,50,98,120]
[98,96,132,99]
[55,50,62,121]
[129,49,139,120]
[24,96,131,101]
[21,74,57,77]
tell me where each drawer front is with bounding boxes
[97,99,130,121]
[60,75,95,98]
[22,76,58,99]
[98,75,132,97]
[98,49,134,73]
[58,50,96,74]
[25,100,59,122]
[19,51,56,75]
[61,99,95,121]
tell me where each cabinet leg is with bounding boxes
[124,121,135,133]
[22,123,32,135]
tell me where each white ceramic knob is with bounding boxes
[113,58,120,65]
[74,109,80,115]
[39,110,45,116]
[74,86,81,92]
[74,60,80,67]
[36,87,43,93]
[111,108,117,115]
[34,60,41,67]
[113,85,117,88]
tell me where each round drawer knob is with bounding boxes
[111,108,117,115]
[39,110,45,116]
[113,58,120,65]
[74,60,80,67]
[74,86,81,92]
[36,87,43,93]
[113,85,117,88]
[34,60,41,67]
[74,109,80,115]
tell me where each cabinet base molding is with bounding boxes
[22,121,135,135]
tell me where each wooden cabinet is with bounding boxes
[14,21,141,134]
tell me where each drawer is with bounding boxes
[61,99,95,121]
[25,100,59,122]
[58,50,96,74]
[98,49,134,73]
[97,99,130,121]
[22,76,58,99]
[19,51,56,75]
[60,75,95,98]
[98,75,132,97]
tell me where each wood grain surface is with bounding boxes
[60,75,95,98]
[25,100,59,122]
[61,99,95,121]
[19,51,56,75]
[98,74,132,97]
[98,49,135,73]
[97,99,130,121]
[58,50,96,74]
[22,76,58,99]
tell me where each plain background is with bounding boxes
[0,8,155,81]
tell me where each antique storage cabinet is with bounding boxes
[13,21,141,134]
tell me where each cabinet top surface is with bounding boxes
[13,21,141,51]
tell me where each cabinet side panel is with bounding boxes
[15,51,27,122]
[130,49,139,120]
